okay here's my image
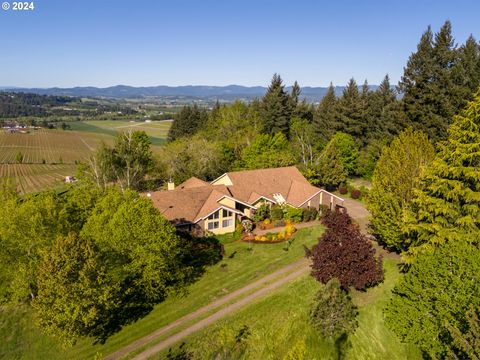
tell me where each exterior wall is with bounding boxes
[211,174,233,186]
[218,197,235,208]
[203,208,236,235]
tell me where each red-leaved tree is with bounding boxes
[309,209,383,290]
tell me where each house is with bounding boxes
[147,166,344,235]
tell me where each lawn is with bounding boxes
[0,225,324,360]
[151,258,421,360]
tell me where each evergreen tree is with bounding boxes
[367,128,435,252]
[457,35,480,100]
[309,278,358,339]
[314,140,347,189]
[261,73,292,136]
[399,21,474,142]
[405,90,480,261]
[336,78,366,143]
[369,75,403,139]
[313,83,337,147]
[289,80,301,108]
[446,305,480,359]
[385,240,480,359]
[167,104,208,141]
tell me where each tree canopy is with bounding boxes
[367,128,435,251]
[385,240,480,359]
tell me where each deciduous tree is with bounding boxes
[367,128,434,251]
[309,210,383,290]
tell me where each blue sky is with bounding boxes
[0,0,479,87]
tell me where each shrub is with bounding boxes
[253,204,270,222]
[284,206,303,223]
[302,208,318,222]
[285,224,297,236]
[310,278,358,339]
[273,219,285,227]
[270,205,284,221]
[311,209,383,290]
[351,188,361,199]
[318,205,329,217]
[263,218,271,225]
[338,186,348,195]
[235,222,244,234]
[241,219,253,233]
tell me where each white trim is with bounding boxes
[210,173,231,185]
[194,205,244,223]
[251,195,276,205]
[217,195,256,209]
[297,189,344,208]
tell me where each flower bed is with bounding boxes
[241,224,297,244]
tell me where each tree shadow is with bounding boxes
[335,333,351,360]
[89,232,223,344]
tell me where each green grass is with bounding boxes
[1,225,323,360]
[151,258,421,360]
[68,120,171,146]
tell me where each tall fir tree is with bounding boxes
[167,104,208,142]
[336,78,366,144]
[369,74,403,139]
[457,35,480,100]
[260,73,292,136]
[313,83,338,147]
[404,90,480,261]
[399,21,476,142]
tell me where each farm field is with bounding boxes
[0,164,76,194]
[69,120,172,145]
[0,120,171,193]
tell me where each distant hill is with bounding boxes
[0,85,380,103]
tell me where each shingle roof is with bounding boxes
[149,185,231,224]
[214,166,320,207]
[177,177,209,190]
[149,166,323,224]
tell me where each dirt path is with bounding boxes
[105,199,373,360]
[132,266,310,360]
[104,258,309,360]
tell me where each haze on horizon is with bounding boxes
[1,0,479,88]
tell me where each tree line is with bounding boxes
[162,21,480,188]
[367,85,480,358]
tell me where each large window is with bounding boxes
[222,209,233,217]
[208,221,219,230]
[222,219,233,228]
[208,211,220,220]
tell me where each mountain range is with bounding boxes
[0,85,380,102]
